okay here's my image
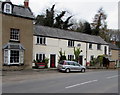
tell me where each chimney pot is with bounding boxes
[24,0,29,8]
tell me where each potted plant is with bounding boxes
[44,58,49,68]
[32,59,38,68]
[37,60,45,68]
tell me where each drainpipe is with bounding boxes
[86,43,88,66]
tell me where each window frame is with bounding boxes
[97,44,101,50]
[35,53,45,62]
[10,50,20,63]
[4,49,24,65]
[104,46,107,55]
[68,40,74,47]
[10,28,20,42]
[36,36,46,45]
[89,43,92,49]
[4,3,12,14]
[68,55,74,61]
[90,55,94,61]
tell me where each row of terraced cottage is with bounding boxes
[0,0,119,70]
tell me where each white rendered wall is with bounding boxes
[33,36,109,67]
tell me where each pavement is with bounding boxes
[2,68,58,83]
[2,68,118,83]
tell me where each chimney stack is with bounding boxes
[24,0,29,8]
[111,41,116,45]
[5,0,11,2]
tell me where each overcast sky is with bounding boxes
[3,0,119,29]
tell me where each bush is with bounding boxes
[44,58,49,68]
[90,58,98,66]
[97,55,105,67]
[58,49,66,62]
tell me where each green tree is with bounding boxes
[54,11,66,29]
[99,29,110,42]
[97,55,105,67]
[58,48,66,62]
[83,21,92,35]
[35,15,45,25]
[91,7,107,35]
[63,16,73,29]
[70,20,92,35]
[54,11,73,29]
[72,20,85,33]
[35,5,73,30]
[44,4,55,27]
[35,5,55,27]
[74,47,82,62]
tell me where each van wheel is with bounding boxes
[66,69,70,73]
[81,68,85,73]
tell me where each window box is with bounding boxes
[35,62,45,68]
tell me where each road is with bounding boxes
[2,70,119,93]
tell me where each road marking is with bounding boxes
[106,75,118,79]
[65,80,98,89]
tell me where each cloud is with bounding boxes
[106,4,118,29]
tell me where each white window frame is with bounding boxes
[97,44,101,50]
[4,49,24,65]
[68,55,74,61]
[4,50,9,64]
[19,50,24,63]
[35,53,45,62]
[68,40,74,47]
[10,29,20,41]
[10,50,20,64]
[89,43,92,49]
[4,3,12,14]
[36,36,46,45]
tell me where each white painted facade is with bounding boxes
[33,35,109,68]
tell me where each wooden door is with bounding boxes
[50,54,56,68]
[79,56,83,65]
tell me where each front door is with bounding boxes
[50,54,56,68]
[79,56,83,65]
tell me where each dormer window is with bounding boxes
[4,3,12,14]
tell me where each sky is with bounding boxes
[3,0,119,29]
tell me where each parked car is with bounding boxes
[57,60,86,73]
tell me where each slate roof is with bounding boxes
[0,1,34,19]
[34,25,109,45]
[109,43,120,50]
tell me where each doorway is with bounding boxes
[79,56,83,65]
[50,54,56,68]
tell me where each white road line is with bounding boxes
[106,75,118,79]
[65,80,98,89]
